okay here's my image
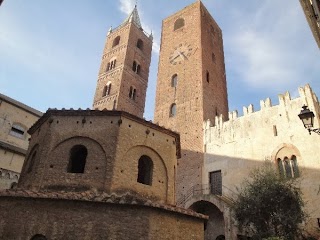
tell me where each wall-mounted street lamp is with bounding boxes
[298,105,320,135]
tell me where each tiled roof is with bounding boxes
[122,5,142,29]
[0,189,208,220]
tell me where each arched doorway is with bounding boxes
[190,200,225,240]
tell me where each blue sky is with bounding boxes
[0,0,319,120]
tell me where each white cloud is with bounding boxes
[225,0,317,91]
[119,0,136,15]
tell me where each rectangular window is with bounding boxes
[9,124,25,139]
[209,170,222,195]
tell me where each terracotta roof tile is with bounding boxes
[0,189,208,220]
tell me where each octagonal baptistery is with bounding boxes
[0,109,207,239]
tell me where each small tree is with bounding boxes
[233,164,306,239]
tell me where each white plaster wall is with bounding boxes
[204,84,320,235]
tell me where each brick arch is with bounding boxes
[185,194,226,214]
[271,143,301,162]
[187,199,227,239]
[120,145,170,203]
[43,136,108,191]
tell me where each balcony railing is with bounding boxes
[177,184,238,206]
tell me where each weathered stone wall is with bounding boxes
[0,195,205,240]
[204,84,320,237]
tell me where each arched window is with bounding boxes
[30,234,47,240]
[136,64,141,74]
[174,18,185,31]
[106,59,116,71]
[103,82,112,96]
[27,151,37,173]
[112,36,120,47]
[291,155,299,177]
[132,61,137,71]
[216,235,225,240]
[206,71,210,83]
[10,123,26,139]
[137,39,144,50]
[274,145,300,179]
[137,155,153,185]
[170,103,177,117]
[129,86,136,100]
[277,158,284,177]
[171,74,178,87]
[67,145,88,173]
[132,61,141,74]
[284,157,292,178]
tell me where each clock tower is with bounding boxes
[93,6,153,118]
[154,1,229,201]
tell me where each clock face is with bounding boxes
[169,43,193,65]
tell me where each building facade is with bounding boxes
[0,94,42,190]
[300,0,320,48]
[93,6,153,118]
[0,109,206,239]
[154,1,320,239]
[154,1,229,204]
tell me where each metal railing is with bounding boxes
[177,184,238,206]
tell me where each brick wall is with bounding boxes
[154,1,228,202]
[0,196,205,240]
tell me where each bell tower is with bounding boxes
[93,6,153,118]
[154,1,229,201]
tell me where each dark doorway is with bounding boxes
[190,201,225,240]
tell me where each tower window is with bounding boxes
[170,103,177,117]
[103,82,112,96]
[171,74,178,87]
[106,59,116,71]
[137,39,144,50]
[10,123,26,139]
[129,86,137,100]
[112,36,121,47]
[174,18,185,31]
[137,155,153,185]
[206,71,210,83]
[67,145,88,173]
[132,61,141,74]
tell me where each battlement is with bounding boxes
[207,84,319,127]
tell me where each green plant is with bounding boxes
[233,164,306,240]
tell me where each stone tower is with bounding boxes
[93,6,153,118]
[154,1,229,201]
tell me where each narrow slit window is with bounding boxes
[170,103,177,117]
[171,74,178,87]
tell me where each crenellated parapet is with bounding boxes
[205,84,320,144]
